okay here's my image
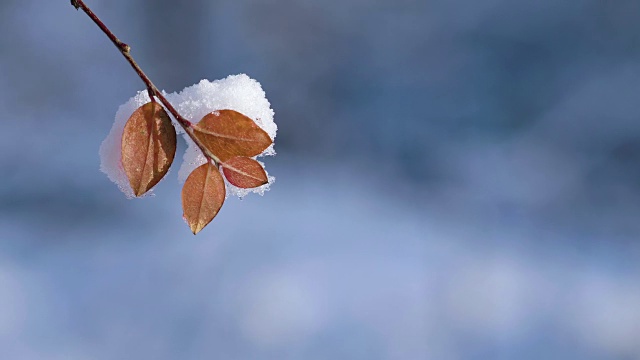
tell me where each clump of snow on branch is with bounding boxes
[166,74,276,197]
[99,74,277,199]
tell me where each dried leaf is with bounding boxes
[221,156,269,189]
[182,162,226,234]
[121,102,176,197]
[192,110,272,162]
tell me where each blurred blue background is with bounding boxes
[1,0,640,359]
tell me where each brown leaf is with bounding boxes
[121,102,177,197]
[221,156,269,189]
[182,162,226,234]
[192,110,272,163]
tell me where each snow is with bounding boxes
[99,74,277,199]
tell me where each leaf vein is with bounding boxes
[195,127,258,142]
[225,163,264,181]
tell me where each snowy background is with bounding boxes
[1,0,640,359]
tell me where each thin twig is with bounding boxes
[71,0,220,164]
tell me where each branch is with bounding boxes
[71,0,222,165]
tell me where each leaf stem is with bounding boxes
[71,0,218,165]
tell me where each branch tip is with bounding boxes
[71,0,216,176]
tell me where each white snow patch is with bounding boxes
[99,74,277,199]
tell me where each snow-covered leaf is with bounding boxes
[192,110,272,163]
[121,102,176,197]
[222,156,268,189]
